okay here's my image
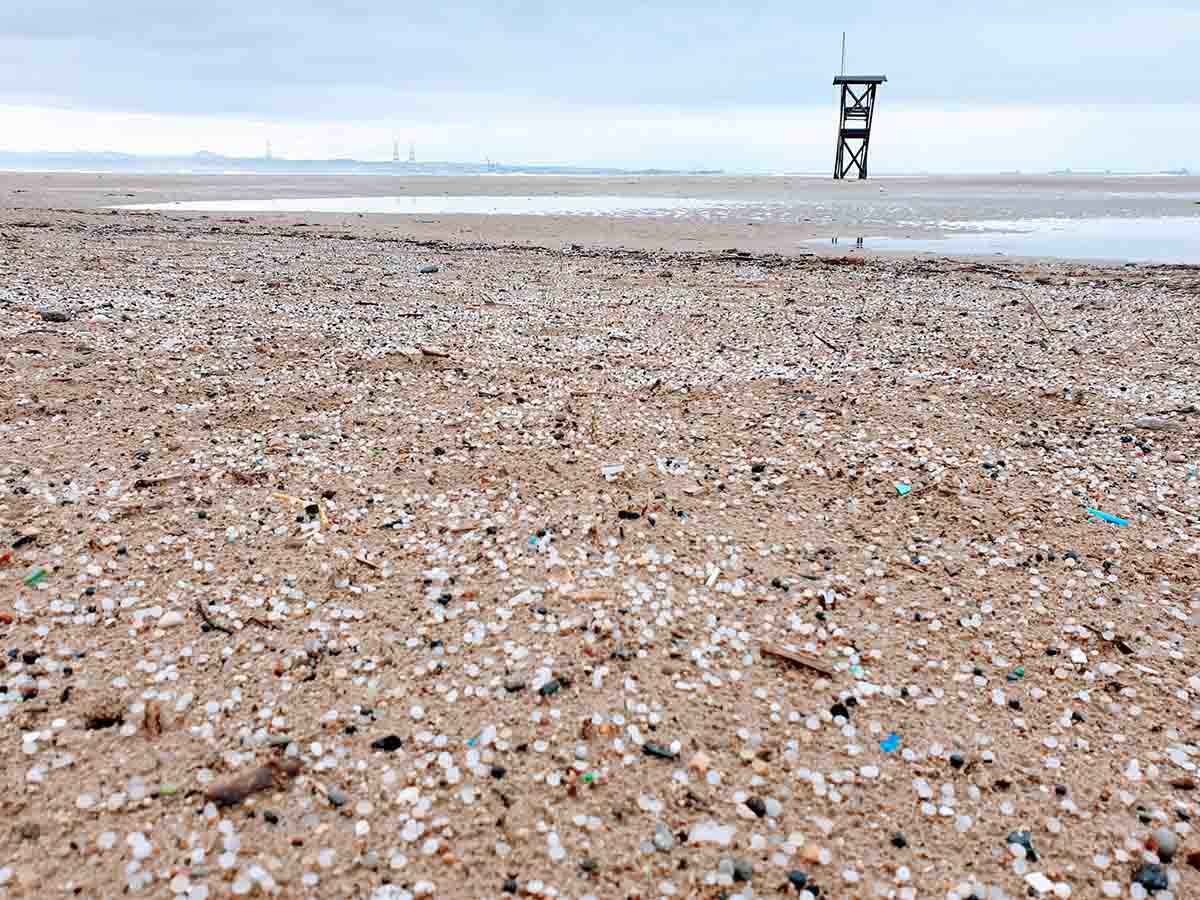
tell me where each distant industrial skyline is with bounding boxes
[0,144,1191,178]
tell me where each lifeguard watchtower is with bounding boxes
[832,75,886,179]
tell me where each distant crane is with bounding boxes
[392,140,400,162]
[408,142,416,163]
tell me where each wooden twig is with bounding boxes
[1026,296,1055,338]
[228,470,269,485]
[205,759,302,806]
[418,345,450,358]
[133,474,190,490]
[813,333,842,353]
[195,598,233,635]
[760,644,837,677]
[907,482,939,498]
[1080,623,1134,656]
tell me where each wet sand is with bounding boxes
[4,171,1199,256]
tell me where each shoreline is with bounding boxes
[4,170,1199,263]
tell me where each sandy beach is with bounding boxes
[1,177,1200,900]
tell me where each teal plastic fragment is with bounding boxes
[1087,507,1129,526]
[895,483,911,496]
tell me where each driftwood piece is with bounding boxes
[760,644,837,677]
[205,759,302,806]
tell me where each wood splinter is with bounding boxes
[195,598,233,636]
[813,333,843,353]
[760,644,837,677]
[205,759,302,807]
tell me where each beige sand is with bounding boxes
[0,183,1199,900]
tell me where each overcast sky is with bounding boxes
[2,1,1198,171]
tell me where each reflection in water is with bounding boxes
[120,196,1200,264]
[841,217,1200,264]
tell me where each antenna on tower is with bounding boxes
[840,31,846,75]
[393,140,400,162]
[408,142,416,163]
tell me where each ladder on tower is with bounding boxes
[833,75,886,180]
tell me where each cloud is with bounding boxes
[1,2,1197,168]
[2,1,1198,117]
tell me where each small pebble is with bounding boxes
[744,796,767,818]
[327,787,348,808]
[1132,863,1169,893]
[642,741,676,760]
[731,858,753,882]
[1152,827,1178,863]
[653,823,674,852]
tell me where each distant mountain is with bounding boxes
[0,150,720,178]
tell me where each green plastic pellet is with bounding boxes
[582,772,594,783]
[23,567,47,586]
